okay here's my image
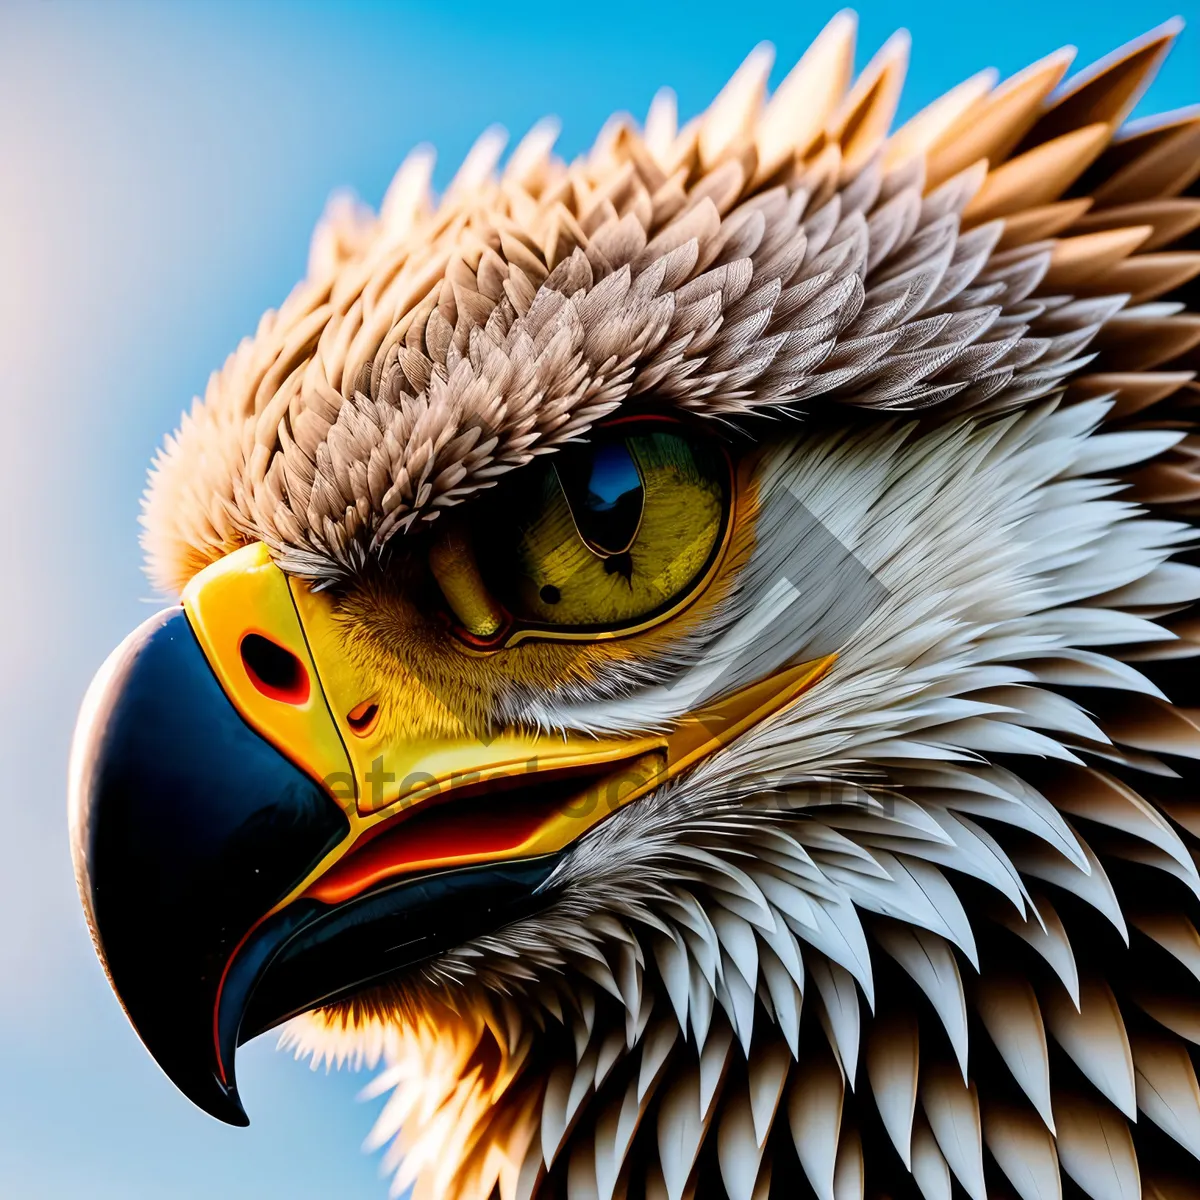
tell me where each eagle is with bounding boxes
[68,12,1200,1200]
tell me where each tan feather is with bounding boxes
[924,49,1075,190]
[974,976,1054,1130]
[1019,19,1183,150]
[982,1103,1062,1200]
[963,124,1112,224]
[755,11,857,179]
[1043,979,1137,1119]
[867,1011,919,1168]
[1053,1092,1140,1200]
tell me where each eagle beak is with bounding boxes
[69,543,833,1125]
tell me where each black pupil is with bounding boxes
[555,440,644,557]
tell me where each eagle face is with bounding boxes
[68,13,1200,1200]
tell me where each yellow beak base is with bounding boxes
[181,543,834,915]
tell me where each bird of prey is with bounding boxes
[69,12,1200,1200]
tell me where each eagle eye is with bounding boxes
[468,421,733,640]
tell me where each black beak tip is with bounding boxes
[200,1081,250,1128]
[161,1057,249,1127]
[68,605,347,1129]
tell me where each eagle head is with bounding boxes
[68,13,1200,1200]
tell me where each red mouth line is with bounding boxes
[213,754,649,1080]
[307,755,646,905]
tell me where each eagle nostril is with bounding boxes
[347,700,379,735]
[240,634,310,705]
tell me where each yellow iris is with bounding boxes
[501,430,728,629]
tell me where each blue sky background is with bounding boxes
[1,0,1196,1195]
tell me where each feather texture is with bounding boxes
[139,13,1200,1200]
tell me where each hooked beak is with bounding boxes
[69,543,833,1126]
